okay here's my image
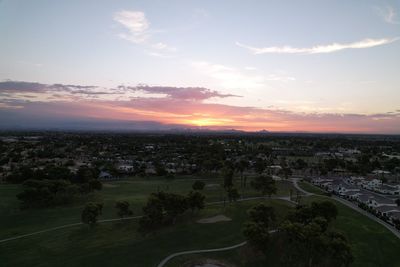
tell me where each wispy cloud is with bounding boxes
[113,10,176,57]
[192,61,295,90]
[192,61,265,90]
[377,6,399,24]
[151,42,177,52]
[236,37,399,55]
[114,10,150,44]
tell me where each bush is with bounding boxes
[81,202,103,227]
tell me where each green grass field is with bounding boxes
[1,176,400,267]
[0,175,296,267]
[166,195,400,267]
[298,181,326,195]
[0,176,294,239]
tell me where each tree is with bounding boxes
[243,201,352,266]
[139,195,164,233]
[243,204,276,252]
[236,159,249,188]
[115,200,133,218]
[75,167,99,183]
[222,166,234,189]
[251,175,277,197]
[17,179,75,208]
[139,191,189,231]
[227,187,240,202]
[89,179,102,191]
[310,201,338,223]
[254,158,266,174]
[187,191,205,212]
[248,203,276,228]
[243,221,271,252]
[192,180,205,191]
[81,202,103,227]
[279,167,292,179]
[160,192,188,224]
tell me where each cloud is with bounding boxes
[151,42,177,52]
[145,51,173,58]
[114,10,149,44]
[118,85,240,101]
[377,6,399,24]
[0,81,47,93]
[0,81,122,97]
[2,80,400,133]
[192,61,294,89]
[236,37,399,55]
[2,95,400,134]
[192,61,266,90]
[113,10,176,57]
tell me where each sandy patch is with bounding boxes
[197,215,232,224]
[205,183,220,188]
[184,259,235,267]
[102,183,119,188]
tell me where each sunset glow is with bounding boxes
[0,1,399,133]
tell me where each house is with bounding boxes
[98,171,115,180]
[334,183,360,196]
[375,206,400,217]
[366,195,396,208]
[362,179,382,190]
[374,184,400,195]
[372,170,391,175]
[342,191,362,200]
[357,193,374,205]
[347,176,365,186]
[117,165,134,173]
[390,212,400,224]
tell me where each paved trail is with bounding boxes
[0,215,143,244]
[156,230,277,267]
[156,241,247,267]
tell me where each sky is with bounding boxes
[0,0,400,133]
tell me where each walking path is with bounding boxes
[0,215,143,244]
[156,241,247,267]
[291,178,313,196]
[156,230,277,267]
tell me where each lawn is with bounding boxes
[165,195,400,267]
[303,195,400,267]
[0,196,293,267]
[298,181,326,195]
[0,175,295,240]
[2,176,399,267]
